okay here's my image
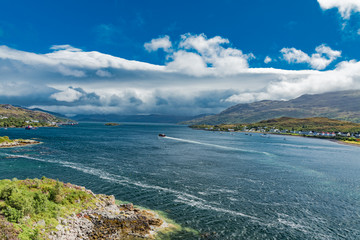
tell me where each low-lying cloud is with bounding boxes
[0,33,359,117]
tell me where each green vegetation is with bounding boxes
[0,177,96,239]
[184,90,360,125]
[0,178,186,240]
[191,117,360,133]
[0,104,75,128]
[0,136,40,148]
[245,117,360,133]
[0,136,13,144]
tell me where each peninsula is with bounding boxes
[0,178,184,240]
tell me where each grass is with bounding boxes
[0,136,13,144]
[0,177,98,240]
[0,179,188,240]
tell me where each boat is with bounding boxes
[25,125,37,130]
[158,134,166,137]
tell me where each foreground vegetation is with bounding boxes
[0,178,194,240]
[0,177,97,239]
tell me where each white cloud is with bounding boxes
[264,56,272,64]
[166,50,208,76]
[281,48,310,64]
[50,87,83,102]
[0,33,358,117]
[166,33,253,76]
[318,0,360,19]
[225,60,359,104]
[0,45,165,77]
[144,35,172,52]
[281,44,341,70]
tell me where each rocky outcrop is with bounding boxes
[48,192,167,240]
[0,138,40,148]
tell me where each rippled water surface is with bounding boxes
[1,123,360,239]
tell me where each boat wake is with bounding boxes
[2,153,262,222]
[1,153,331,235]
[163,136,271,156]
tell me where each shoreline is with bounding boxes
[0,178,191,239]
[329,139,360,147]
[0,139,41,148]
[197,128,360,147]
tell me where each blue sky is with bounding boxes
[0,0,360,116]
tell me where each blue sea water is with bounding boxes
[1,123,360,239]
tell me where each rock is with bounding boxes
[36,219,46,227]
[119,203,134,211]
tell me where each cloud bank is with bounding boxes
[0,33,359,117]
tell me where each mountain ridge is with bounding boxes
[183,90,360,124]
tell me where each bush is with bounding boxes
[33,192,48,214]
[3,206,23,223]
[0,185,15,200]
[49,180,63,204]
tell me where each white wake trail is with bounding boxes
[163,136,271,156]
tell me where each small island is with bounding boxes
[0,178,185,240]
[105,123,120,126]
[0,136,40,148]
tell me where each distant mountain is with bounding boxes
[184,90,360,125]
[72,113,210,123]
[29,107,69,119]
[0,104,74,127]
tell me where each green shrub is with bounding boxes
[49,180,63,204]
[0,185,15,200]
[3,206,22,223]
[33,192,48,214]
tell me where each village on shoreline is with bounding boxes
[190,117,360,146]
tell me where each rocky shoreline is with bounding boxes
[48,190,169,240]
[0,178,178,240]
[0,139,41,148]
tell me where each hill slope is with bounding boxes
[0,104,73,127]
[191,117,360,133]
[0,178,183,239]
[184,90,360,124]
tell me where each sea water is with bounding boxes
[1,122,360,239]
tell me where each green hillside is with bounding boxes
[184,90,360,125]
[0,178,184,240]
[0,104,73,127]
[191,117,360,133]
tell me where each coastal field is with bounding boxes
[1,123,360,239]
